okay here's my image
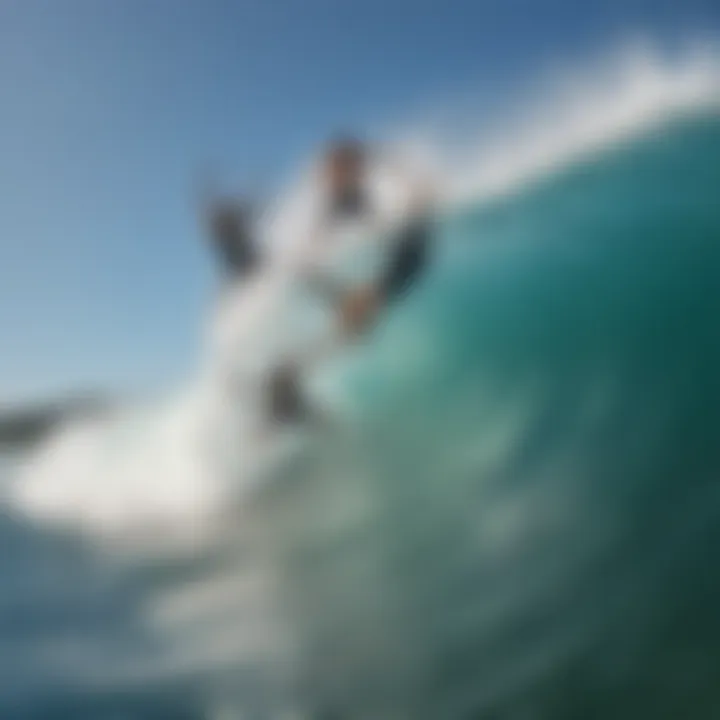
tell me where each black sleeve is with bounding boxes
[379,215,432,302]
[210,205,260,280]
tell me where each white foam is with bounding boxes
[427,38,720,206]
[7,37,720,543]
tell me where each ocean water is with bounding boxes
[2,65,720,719]
[266,113,720,719]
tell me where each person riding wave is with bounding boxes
[202,136,436,429]
[264,136,436,425]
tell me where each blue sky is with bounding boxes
[1,0,718,403]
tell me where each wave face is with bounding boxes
[2,45,720,719]
[265,112,720,719]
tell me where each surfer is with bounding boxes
[266,136,435,425]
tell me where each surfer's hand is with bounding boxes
[340,286,382,336]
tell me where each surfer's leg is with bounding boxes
[266,362,312,426]
[264,362,337,433]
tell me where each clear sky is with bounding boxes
[1,0,718,403]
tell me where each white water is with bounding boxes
[6,37,720,545]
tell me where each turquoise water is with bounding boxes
[2,114,720,718]
[269,114,720,718]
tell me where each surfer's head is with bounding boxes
[322,136,367,192]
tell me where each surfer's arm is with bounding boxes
[338,215,432,335]
[378,214,432,302]
[374,150,436,303]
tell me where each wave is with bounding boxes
[386,37,720,206]
[2,36,720,719]
[6,37,720,544]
